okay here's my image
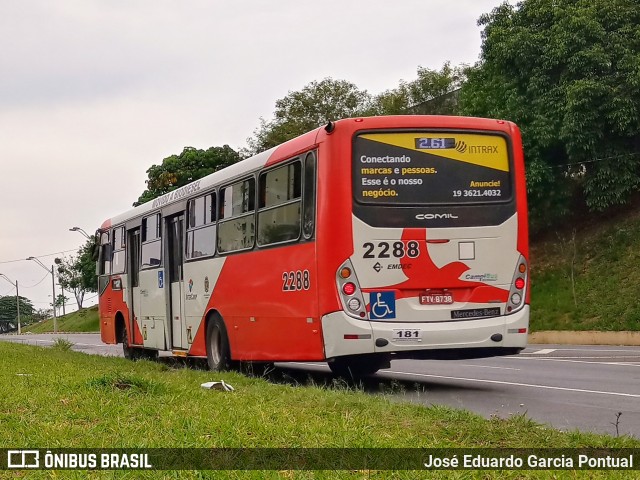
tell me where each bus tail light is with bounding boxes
[342,283,356,295]
[336,259,367,320]
[506,257,528,314]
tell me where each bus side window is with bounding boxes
[303,151,316,239]
[98,231,111,276]
[112,226,126,274]
[141,213,162,267]
[218,178,256,254]
[257,160,302,246]
[186,192,217,259]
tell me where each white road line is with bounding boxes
[523,356,640,359]
[456,364,520,371]
[287,362,327,368]
[385,370,640,398]
[530,348,556,355]
[525,347,640,353]
[509,356,640,367]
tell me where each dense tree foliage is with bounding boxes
[0,295,35,330]
[372,62,466,116]
[247,66,464,154]
[56,240,98,309]
[133,1,640,233]
[247,79,372,154]
[460,0,640,230]
[135,145,241,206]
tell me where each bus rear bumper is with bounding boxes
[322,305,529,360]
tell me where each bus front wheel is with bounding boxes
[121,326,138,360]
[206,315,233,371]
[121,326,158,361]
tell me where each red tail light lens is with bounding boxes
[514,278,525,289]
[342,282,356,295]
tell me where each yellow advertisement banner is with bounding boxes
[360,133,509,172]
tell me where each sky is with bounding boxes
[0,0,507,314]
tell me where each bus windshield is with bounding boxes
[353,131,512,205]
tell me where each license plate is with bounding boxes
[392,329,422,342]
[419,290,453,305]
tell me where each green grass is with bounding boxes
[530,207,640,331]
[0,342,637,479]
[22,305,99,333]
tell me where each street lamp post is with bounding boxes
[69,227,91,240]
[27,257,57,334]
[0,274,20,334]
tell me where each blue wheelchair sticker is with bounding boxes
[158,271,164,289]
[369,291,396,319]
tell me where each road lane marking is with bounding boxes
[458,364,520,370]
[286,362,328,368]
[530,348,556,355]
[385,370,640,398]
[524,347,640,353]
[510,356,640,367]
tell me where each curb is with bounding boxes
[529,331,640,346]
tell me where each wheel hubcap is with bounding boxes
[210,327,221,365]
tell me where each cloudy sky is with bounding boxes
[0,0,506,313]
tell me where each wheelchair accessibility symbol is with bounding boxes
[369,291,396,319]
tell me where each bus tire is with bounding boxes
[121,327,138,360]
[206,315,232,371]
[121,326,158,361]
[328,354,389,379]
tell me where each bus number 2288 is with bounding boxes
[362,241,420,259]
[282,270,311,291]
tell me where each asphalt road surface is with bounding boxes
[2,333,639,438]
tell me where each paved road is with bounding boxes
[2,333,639,438]
[281,346,640,438]
[0,333,120,357]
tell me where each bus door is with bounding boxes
[138,213,166,350]
[127,228,143,345]
[167,214,186,349]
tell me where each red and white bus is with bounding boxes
[97,115,529,376]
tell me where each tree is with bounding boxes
[135,145,242,206]
[371,62,466,115]
[55,239,98,310]
[0,295,35,332]
[460,0,640,230]
[51,294,70,317]
[247,69,468,155]
[247,78,373,154]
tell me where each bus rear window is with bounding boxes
[353,132,512,205]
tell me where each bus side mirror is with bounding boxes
[91,244,100,262]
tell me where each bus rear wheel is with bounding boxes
[328,354,390,379]
[206,315,232,371]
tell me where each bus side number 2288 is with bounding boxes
[282,270,311,291]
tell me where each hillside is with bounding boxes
[23,305,99,333]
[530,204,640,332]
